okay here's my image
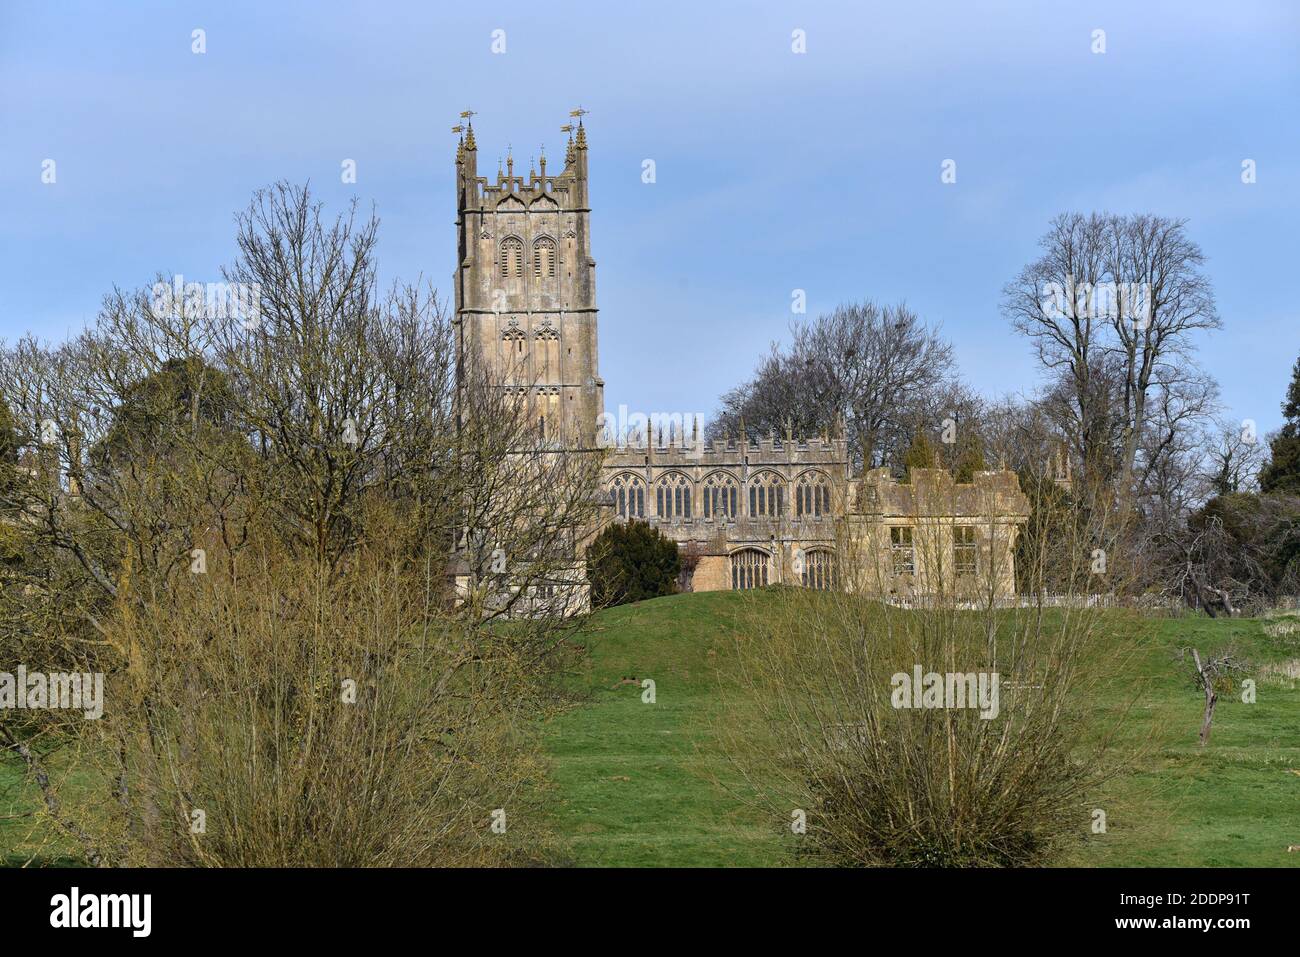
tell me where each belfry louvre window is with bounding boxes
[533,237,556,277]
[703,474,738,520]
[500,237,523,278]
[730,549,770,590]
[954,525,977,574]
[891,526,915,576]
[656,473,692,519]
[801,549,836,590]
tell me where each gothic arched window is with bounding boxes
[655,472,692,520]
[533,236,556,278]
[534,323,559,381]
[501,325,527,383]
[610,473,646,520]
[800,548,837,590]
[702,472,738,520]
[730,548,770,590]
[502,325,526,351]
[499,236,523,278]
[539,388,560,441]
[796,471,832,518]
[748,471,785,518]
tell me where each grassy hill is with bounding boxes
[6,589,1299,867]
[543,591,786,866]
[543,590,1300,867]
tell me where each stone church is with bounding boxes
[452,118,1029,604]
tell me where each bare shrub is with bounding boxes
[70,504,556,867]
[1,183,600,866]
[716,479,1142,867]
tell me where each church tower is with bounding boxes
[453,116,604,449]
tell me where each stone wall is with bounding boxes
[599,459,1030,601]
[690,555,731,592]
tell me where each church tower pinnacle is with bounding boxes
[453,112,604,450]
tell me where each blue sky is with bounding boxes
[2,0,1297,432]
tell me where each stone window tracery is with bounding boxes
[702,472,738,520]
[656,472,692,519]
[730,548,770,590]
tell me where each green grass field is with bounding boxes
[1,749,97,868]
[542,591,788,866]
[542,590,1300,867]
[6,589,1299,866]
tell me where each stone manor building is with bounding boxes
[452,118,1029,601]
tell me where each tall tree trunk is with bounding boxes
[1191,648,1218,747]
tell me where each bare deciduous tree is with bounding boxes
[1183,646,1250,746]
[0,182,604,865]
[711,301,954,471]
[1203,418,1265,498]
[1106,215,1221,497]
[1003,213,1220,498]
[1003,213,1115,486]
